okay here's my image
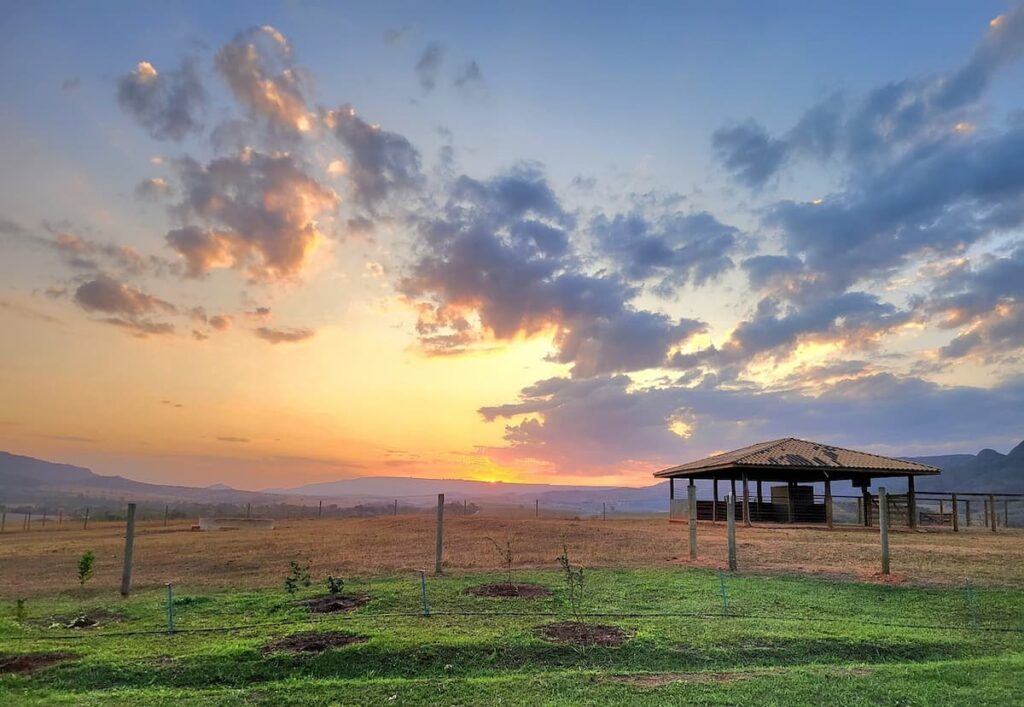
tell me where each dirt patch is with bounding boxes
[0,652,76,674]
[866,571,908,585]
[295,593,369,614]
[39,609,127,630]
[467,582,552,599]
[261,631,367,655]
[538,621,632,646]
[609,671,759,686]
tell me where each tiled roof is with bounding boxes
[654,438,940,477]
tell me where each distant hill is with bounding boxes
[908,440,1024,493]
[267,476,619,501]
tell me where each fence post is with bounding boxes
[83,507,89,530]
[165,583,175,634]
[989,495,997,533]
[726,494,737,571]
[120,503,137,597]
[965,499,971,527]
[246,503,251,519]
[688,482,698,560]
[42,510,47,527]
[879,487,890,575]
[26,512,31,531]
[0,509,4,533]
[318,500,323,519]
[394,499,398,516]
[952,494,959,532]
[602,502,606,521]
[435,494,444,575]
[1004,500,1009,528]
[58,510,63,528]
[163,505,168,527]
[419,570,430,616]
[535,499,539,518]
[712,476,719,522]
[825,479,833,529]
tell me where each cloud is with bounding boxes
[165,148,338,281]
[479,372,1024,475]
[245,306,272,321]
[384,26,414,46]
[591,210,742,295]
[400,164,707,375]
[0,300,62,325]
[454,60,485,91]
[73,275,176,337]
[215,25,311,133]
[254,325,315,343]
[217,436,250,443]
[134,177,172,200]
[325,104,423,210]
[208,314,232,331]
[117,59,206,141]
[415,42,444,91]
[713,6,1024,187]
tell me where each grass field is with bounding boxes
[1,517,1023,705]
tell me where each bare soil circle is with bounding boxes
[467,583,552,599]
[261,631,367,655]
[0,652,77,674]
[538,621,632,646]
[295,593,369,614]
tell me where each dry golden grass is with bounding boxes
[0,515,1021,597]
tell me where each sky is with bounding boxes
[1,1,1024,490]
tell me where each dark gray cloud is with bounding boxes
[480,371,1024,475]
[215,25,311,134]
[399,165,707,375]
[73,275,177,337]
[454,60,484,90]
[117,59,206,141]
[134,177,172,201]
[383,26,414,46]
[254,325,315,343]
[711,121,788,188]
[415,43,444,91]
[326,104,423,210]
[165,149,338,280]
[591,210,742,295]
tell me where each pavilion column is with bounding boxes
[907,476,917,529]
[786,482,795,523]
[756,480,763,521]
[669,478,675,501]
[713,476,719,522]
[742,474,751,527]
[862,486,872,527]
[824,478,833,529]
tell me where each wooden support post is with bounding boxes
[907,476,917,529]
[787,483,796,524]
[83,507,89,530]
[435,494,445,575]
[857,497,863,525]
[1004,500,1009,528]
[878,487,890,575]
[688,481,697,560]
[951,494,959,532]
[939,499,945,518]
[825,479,833,529]
[120,503,137,597]
[669,478,675,500]
[712,476,719,522]
[756,480,763,521]
[862,488,872,527]
[965,499,971,526]
[984,498,990,527]
[742,474,751,527]
[726,494,737,571]
[989,494,997,532]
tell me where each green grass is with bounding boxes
[2,568,1023,705]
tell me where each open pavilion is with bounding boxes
[654,438,941,529]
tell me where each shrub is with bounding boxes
[326,575,344,595]
[77,551,95,587]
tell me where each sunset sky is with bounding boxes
[2,1,1024,490]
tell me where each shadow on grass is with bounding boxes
[36,634,968,690]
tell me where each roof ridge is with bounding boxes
[734,437,794,463]
[784,437,937,470]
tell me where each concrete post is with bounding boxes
[120,503,137,597]
[879,487,890,575]
[688,481,697,560]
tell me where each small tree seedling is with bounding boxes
[77,551,95,588]
[556,544,585,626]
[485,535,515,586]
[284,559,312,596]
[326,575,344,595]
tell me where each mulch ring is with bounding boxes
[38,609,128,630]
[261,631,367,655]
[607,671,759,687]
[538,622,632,647]
[295,593,369,614]
[467,583,552,599]
[0,652,77,674]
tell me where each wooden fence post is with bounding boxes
[1004,500,1009,528]
[726,494,737,571]
[535,499,539,518]
[879,487,890,575]
[688,482,697,560]
[83,507,89,530]
[435,494,445,575]
[989,495,997,532]
[602,502,607,521]
[58,510,63,528]
[951,494,959,532]
[163,505,168,526]
[965,499,971,527]
[318,500,323,519]
[120,503,137,597]
[394,499,398,516]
